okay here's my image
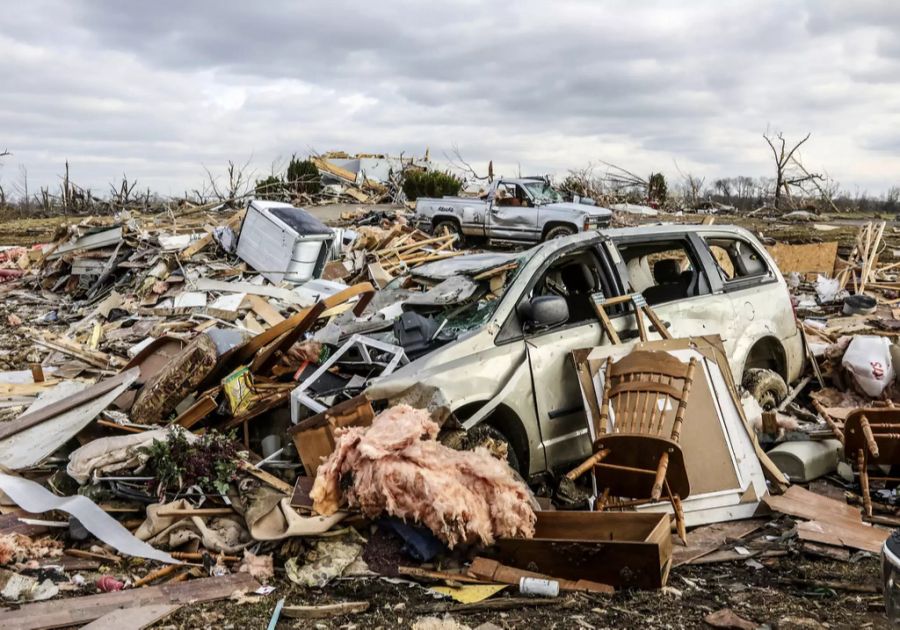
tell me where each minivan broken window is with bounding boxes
[617,240,709,306]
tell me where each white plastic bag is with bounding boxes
[841,335,895,397]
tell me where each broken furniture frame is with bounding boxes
[290,334,407,418]
[590,292,673,344]
[567,350,697,543]
[844,407,900,517]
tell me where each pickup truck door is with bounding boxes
[488,184,541,241]
[516,238,624,470]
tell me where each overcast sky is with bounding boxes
[2,1,899,197]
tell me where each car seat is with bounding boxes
[643,259,689,305]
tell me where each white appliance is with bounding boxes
[236,200,334,284]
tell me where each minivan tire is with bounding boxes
[465,424,520,473]
[743,368,788,411]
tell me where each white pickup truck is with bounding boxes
[413,177,612,245]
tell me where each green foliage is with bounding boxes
[402,169,462,201]
[142,428,242,501]
[286,156,321,195]
[648,172,668,204]
[254,175,283,200]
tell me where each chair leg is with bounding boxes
[665,480,687,545]
[672,494,687,545]
[858,448,872,517]
[595,487,611,511]
[651,451,670,501]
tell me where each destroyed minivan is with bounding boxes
[369,224,804,478]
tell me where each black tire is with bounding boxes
[466,424,520,473]
[433,219,464,247]
[543,225,576,241]
[743,368,788,411]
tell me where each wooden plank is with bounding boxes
[763,485,861,523]
[282,602,369,620]
[0,573,259,630]
[246,295,285,327]
[797,519,889,554]
[81,604,181,630]
[0,368,139,441]
[171,394,217,429]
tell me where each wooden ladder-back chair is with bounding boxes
[568,350,697,543]
[845,407,900,517]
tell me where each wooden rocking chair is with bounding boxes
[567,350,697,543]
[844,407,900,517]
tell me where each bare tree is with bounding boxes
[674,161,705,208]
[444,145,492,183]
[763,131,824,210]
[202,156,254,205]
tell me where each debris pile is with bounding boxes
[0,201,894,627]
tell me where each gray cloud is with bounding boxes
[1,0,899,196]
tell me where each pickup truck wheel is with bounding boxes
[743,368,788,411]
[433,220,464,247]
[544,225,576,241]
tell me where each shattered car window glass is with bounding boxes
[522,182,564,205]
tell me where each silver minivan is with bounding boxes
[369,225,804,477]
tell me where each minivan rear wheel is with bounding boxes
[743,368,788,411]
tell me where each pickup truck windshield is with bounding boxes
[522,182,564,205]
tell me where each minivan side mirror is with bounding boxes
[517,295,569,332]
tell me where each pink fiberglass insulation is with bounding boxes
[311,404,536,547]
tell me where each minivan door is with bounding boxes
[609,232,739,357]
[518,240,623,470]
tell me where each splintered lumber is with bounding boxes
[282,602,370,619]
[413,597,561,615]
[33,332,126,369]
[310,156,357,183]
[0,573,259,630]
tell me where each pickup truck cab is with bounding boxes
[413,177,612,245]
[369,224,804,478]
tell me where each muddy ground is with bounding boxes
[160,550,887,629]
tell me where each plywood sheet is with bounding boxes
[81,604,180,630]
[797,519,889,554]
[763,485,861,523]
[767,241,838,277]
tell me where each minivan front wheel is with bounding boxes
[743,368,788,411]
